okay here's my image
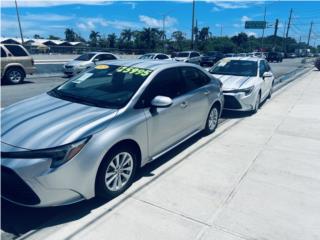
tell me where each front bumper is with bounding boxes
[223,90,258,111]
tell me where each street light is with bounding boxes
[15,0,24,45]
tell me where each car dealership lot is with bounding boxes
[1,67,319,240]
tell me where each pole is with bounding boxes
[191,0,195,50]
[282,21,287,52]
[273,19,279,50]
[284,8,293,53]
[162,15,165,52]
[307,21,313,46]
[15,0,24,45]
[261,4,267,50]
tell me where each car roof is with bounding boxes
[86,52,115,55]
[97,59,196,70]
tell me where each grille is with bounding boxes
[224,95,242,109]
[1,166,40,205]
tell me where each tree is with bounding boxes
[89,31,101,47]
[48,35,60,40]
[64,28,76,42]
[33,34,42,39]
[107,33,117,48]
[120,29,133,42]
[172,31,186,51]
[231,32,248,49]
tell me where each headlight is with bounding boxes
[77,65,87,69]
[1,137,90,168]
[223,86,254,96]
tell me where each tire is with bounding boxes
[203,104,220,135]
[5,67,25,84]
[252,92,261,114]
[96,145,138,199]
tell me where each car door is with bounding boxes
[138,67,196,158]
[179,67,212,130]
[259,60,274,100]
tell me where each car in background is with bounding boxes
[200,51,224,67]
[173,51,201,64]
[63,52,118,76]
[237,53,248,57]
[251,52,267,59]
[286,53,297,58]
[1,44,36,84]
[224,53,236,58]
[267,52,283,63]
[208,57,275,113]
[139,53,171,60]
[315,57,320,70]
[1,60,223,207]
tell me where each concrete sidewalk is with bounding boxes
[20,69,320,240]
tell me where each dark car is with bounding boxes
[267,52,283,63]
[315,57,320,71]
[200,51,224,67]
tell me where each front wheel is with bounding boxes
[268,81,274,99]
[252,92,261,114]
[96,146,138,199]
[203,105,219,135]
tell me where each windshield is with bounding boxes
[210,60,258,77]
[48,64,152,109]
[75,53,95,61]
[139,54,154,59]
[176,52,189,57]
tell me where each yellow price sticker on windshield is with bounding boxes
[116,66,152,77]
[95,64,110,70]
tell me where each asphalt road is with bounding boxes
[1,58,310,108]
[0,58,314,240]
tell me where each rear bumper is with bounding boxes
[25,66,37,75]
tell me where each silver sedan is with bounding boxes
[209,57,275,113]
[1,60,224,207]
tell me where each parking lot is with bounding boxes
[1,56,319,240]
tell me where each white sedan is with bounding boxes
[208,57,275,113]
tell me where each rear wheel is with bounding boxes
[96,146,138,199]
[268,81,274,99]
[5,67,25,84]
[203,105,219,135]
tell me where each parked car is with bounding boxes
[267,52,283,62]
[224,53,236,58]
[1,60,224,207]
[251,52,267,59]
[200,51,224,67]
[63,52,118,76]
[139,53,171,60]
[208,57,275,113]
[315,57,320,70]
[173,51,201,64]
[286,53,297,58]
[1,44,36,84]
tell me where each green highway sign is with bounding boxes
[245,21,267,29]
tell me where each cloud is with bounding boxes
[1,0,113,7]
[209,1,263,11]
[245,31,257,37]
[123,2,136,9]
[241,16,252,23]
[139,15,177,28]
[22,13,75,21]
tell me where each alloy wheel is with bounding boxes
[8,70,22,83]
[208,107,218,131]
[105,152,134,192]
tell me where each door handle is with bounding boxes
[180,101,188,108]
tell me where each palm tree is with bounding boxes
[121,29,133,42]
[89,31,101,47]
[107,33,117,48]
[64,28,76,42]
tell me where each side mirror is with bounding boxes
[263,72,273,79]
[92,58,99,64]
[151,96,173,108]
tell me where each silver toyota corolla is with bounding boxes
[209,57,275,113]
[1,60,224,207]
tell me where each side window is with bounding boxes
[259,61,266,77]
[4,45,28,57]
[94,54,102,61]
[190,52,197,58]
[1,47,7,57]
[156,54,168,60]
[180,67,210,91]
[102,54,117,60]
[265,61,271,72]
[138,68,185,107]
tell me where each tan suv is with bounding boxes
[1,44,36,84]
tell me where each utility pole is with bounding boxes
[15,0,24,45]
[282,21,287,52]
[284,8,293,53]
[162,14,166,52]
[261,4,267,49]
[307,21,313,46]
[273,19,279,50]
[191,0,195,50]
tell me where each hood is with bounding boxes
[1,94,117,150]
[212,74,253,90]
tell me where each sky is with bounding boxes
[1,0,320,46]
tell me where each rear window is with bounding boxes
[1,47,7,57]
[4,45,28,57]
